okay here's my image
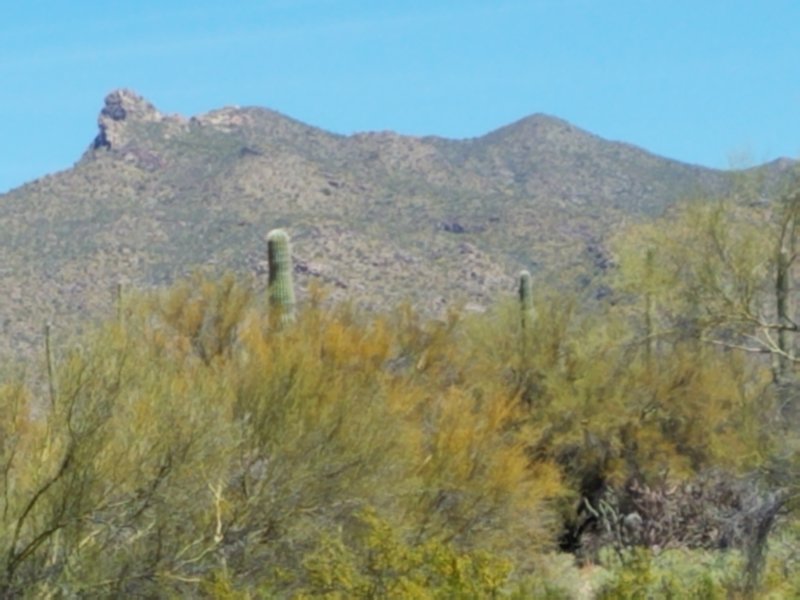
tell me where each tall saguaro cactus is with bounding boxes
[517,270,537,404]
[44,321,57,409]
[518,270,534,332]
[267,228,296,326]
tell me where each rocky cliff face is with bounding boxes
[93,89,168,149]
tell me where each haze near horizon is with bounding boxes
[1,0,798,193]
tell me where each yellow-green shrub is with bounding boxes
[0,268,778,596]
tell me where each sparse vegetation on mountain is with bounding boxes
[2,89,794,364]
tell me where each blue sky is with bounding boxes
[1,1,798,193]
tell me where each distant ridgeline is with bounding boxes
[0,88,795,361]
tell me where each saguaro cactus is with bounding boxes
[267,228,296,326]
[517,270,537,404]
[44,321,57,408]
[518,270,534,332]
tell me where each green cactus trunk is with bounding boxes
[517,270,537,405]
[518,270,534,332]
[267,228,296,326]
[44,321,57,409]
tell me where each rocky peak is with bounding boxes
[102,89,160,122]
[93,89,165,150]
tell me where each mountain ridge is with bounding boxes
[8,89,794,198]
[0,88,794,360]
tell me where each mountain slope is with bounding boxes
[0,89,791,359]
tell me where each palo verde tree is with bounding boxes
[612,170,800,592]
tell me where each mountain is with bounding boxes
[0,89,793,359]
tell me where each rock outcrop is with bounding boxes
[93,89,164,150]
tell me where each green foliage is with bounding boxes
[153,270,253,364]
[0,274,567,596]
[0,249,791,595]
[473,294,766,490]
[295,508,515,599]
[755,519,800,598]
[597,548,742,599]
[612,200,774,345]
[608,188,800,589]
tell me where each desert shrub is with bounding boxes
[220,293,564,592]
[411,385,562,558]
[0,274,566,596]
[0,315,242,596]
[597,547,741,599]
[0,267,786,596]
[582,472,784,558]
[149,270,254,365]
[458,286,770,563]
[754,517,800,598]
[293,508,515,599]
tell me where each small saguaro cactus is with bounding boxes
[267,228,296,326]
[44,321,57,408]
[517,270,537,404]
[518,270,534,332]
